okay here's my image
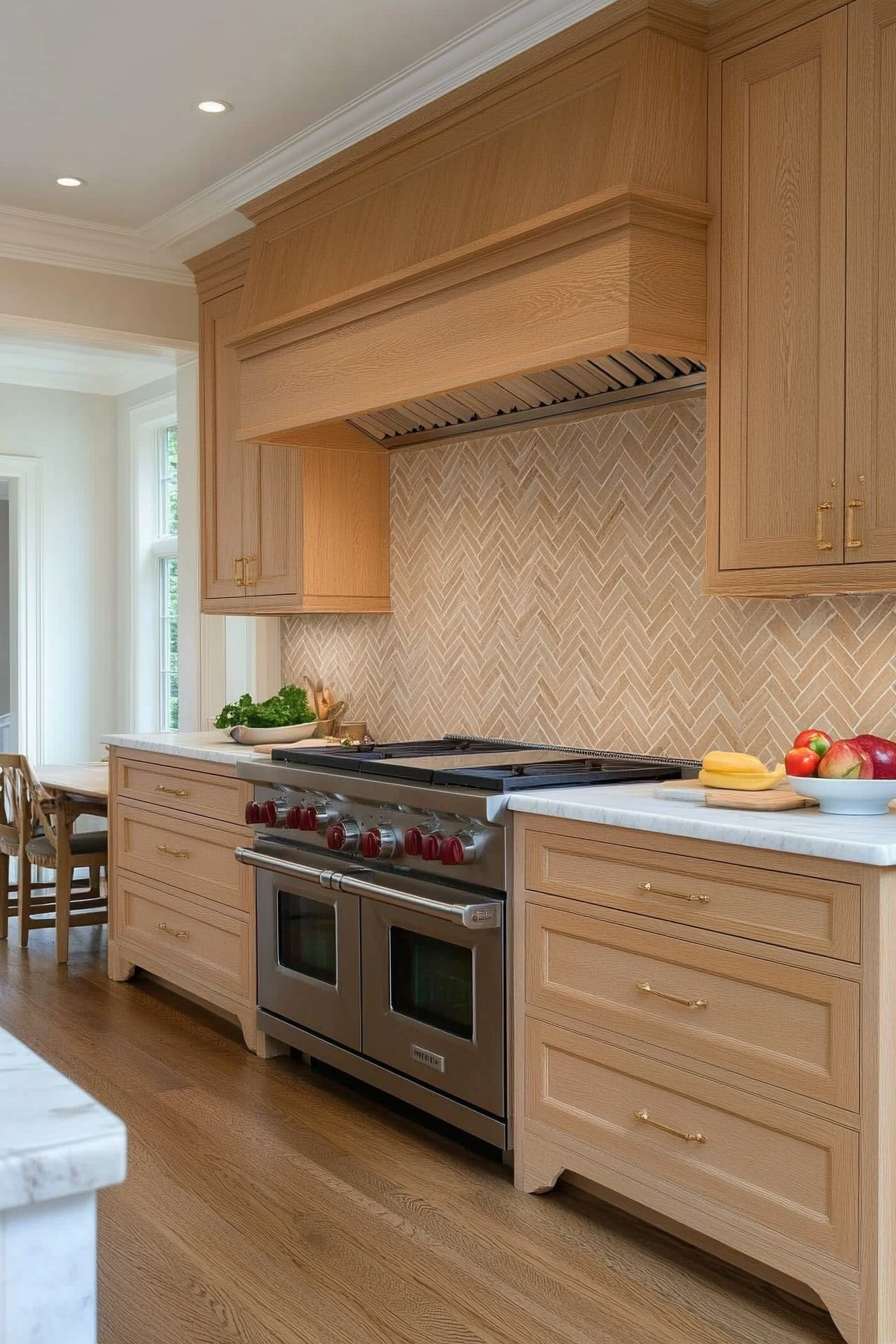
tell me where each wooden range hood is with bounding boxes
[224,0,711,451]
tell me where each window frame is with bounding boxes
[128,395,178,732]
[153,423,179,731]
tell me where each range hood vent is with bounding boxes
[346,352,706,448]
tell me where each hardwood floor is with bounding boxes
[0,925,842,1344]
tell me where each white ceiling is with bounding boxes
[0,0,611,276]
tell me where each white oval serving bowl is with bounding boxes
[786,775,896,815]
[227,721,318,746]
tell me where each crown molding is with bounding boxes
[142,0,622,256]
[0,204,193,286]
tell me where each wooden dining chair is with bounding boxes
[0,754,56,942]
[0,755,107,962]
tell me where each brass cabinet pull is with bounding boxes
[156,921,189,939]
[233,556,245,586]
[815,501,833,551]
[155,785,188,798]
[157,844,189,859]
[638,881,709,905]
[634,1108,707,1144]
[636,980,709,1010]
[244,555,258,585]
[845,499,865,549]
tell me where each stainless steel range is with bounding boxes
[236,737,690,1149]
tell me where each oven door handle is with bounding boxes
[235,847,502,930]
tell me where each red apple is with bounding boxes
[846,735,896,780]
[818,740,874,780]
[793,729,832,756]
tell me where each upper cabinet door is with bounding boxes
[718,11,848,571]
[845,0,896,564]
[202,289,252,600]
[241,443,299,598]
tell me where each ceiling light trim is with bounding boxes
[141,0,621,255]
[0,203,193,285]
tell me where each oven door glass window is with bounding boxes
[278,891,337,985]
[389,927,474,1039]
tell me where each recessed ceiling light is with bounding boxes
[56,176,85,187]
[196,100,231,114]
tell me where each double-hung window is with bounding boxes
[151,425,179,730]
[129,392,180,733]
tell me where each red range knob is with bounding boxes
[327,822,348,851]
[404,827,424,856]
[245,801,262,825]
[421,832,446,861]
[440,836,466,866]
[360,829,383,859]
[260,800,279,827]
[299,806,318,831]
[285,805,303,829]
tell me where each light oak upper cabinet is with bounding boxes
[708,0,896,595]
[197,271,391,615]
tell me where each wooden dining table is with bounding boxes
[35,763,109,804]
[35,762,110,845]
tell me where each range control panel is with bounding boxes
[247,786,506,890]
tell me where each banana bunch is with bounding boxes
[699,751,786,791]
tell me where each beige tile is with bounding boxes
[283,397,896,761]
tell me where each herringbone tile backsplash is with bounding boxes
[283,397,896,761]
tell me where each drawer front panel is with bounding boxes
[526,904,859,1110]
[116,756,247,826]
[525,829,860,961]
[116,804,251,912]
[527,1017,858,1266]
[116,876,250,999]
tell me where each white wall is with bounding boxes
[0,496,9,716]
[0,385,117,761]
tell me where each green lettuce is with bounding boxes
[215,684,316,729]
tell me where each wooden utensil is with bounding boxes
[305,676,326,720]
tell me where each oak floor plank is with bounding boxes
[0,929,841,1344]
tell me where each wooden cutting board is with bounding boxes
[704,786,818,811]
[251,738,344,756]
[655,779,818,810]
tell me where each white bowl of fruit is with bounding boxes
[786,730,896,814]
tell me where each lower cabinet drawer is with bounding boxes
[116,876,250,1000]
[526,1017,858,1267]
[526,903,860,1110]
[115,755,247,826]
[524,829,861,961]
[116,804,251,912]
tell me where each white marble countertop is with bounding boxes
[0,1028,126,1212]
[508,781,896,866]
[101,730,265,766]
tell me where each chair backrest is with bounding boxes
[0,755,55,852]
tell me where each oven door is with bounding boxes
[361,893,505,1118]
[254,857,361,1051]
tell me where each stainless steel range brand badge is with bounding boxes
[412,1045,446,1073]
